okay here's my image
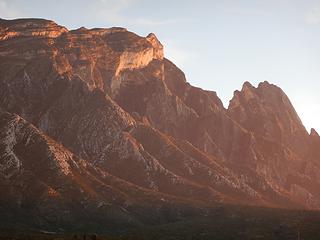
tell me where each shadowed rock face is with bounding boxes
[227,82,320,208]
[0,109,136,230]
[0,18,320,231]
[228,81,310,158]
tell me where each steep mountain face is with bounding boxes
[0,18,320,231]
[310,128,320,160]
[228,81,310,158]
[0,18,254,204]
[228,82,320,208]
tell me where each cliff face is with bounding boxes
[0,18,68,40]
[228,81,310,158]
[227,82,320,207]
[0,18,320,231]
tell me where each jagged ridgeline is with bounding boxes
[1,18,320,238]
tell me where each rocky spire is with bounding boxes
[146,33,164,60]
[310,128,320,137]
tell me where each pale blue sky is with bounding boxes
[1,0,319,131]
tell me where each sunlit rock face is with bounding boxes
[1,18,320,230]
[0,19,164,95]
[0,18,68,40]
[0,18,246,205]
[146,33,164,60]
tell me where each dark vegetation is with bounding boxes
[1,205,320,240]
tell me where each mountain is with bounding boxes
[0,18,320,237]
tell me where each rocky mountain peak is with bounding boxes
[242,81,254,89]
[311,128,320,137]
[239,81,256,100]
[0,18,68,40]
[228,80,309,158]
[146,33,164,60]
[237,80,281,101]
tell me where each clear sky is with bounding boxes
[1,0,319,132]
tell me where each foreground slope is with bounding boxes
[0,109,223,232]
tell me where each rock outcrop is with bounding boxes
[0,18,68,40]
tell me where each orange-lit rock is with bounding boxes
[0,18,67,40]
